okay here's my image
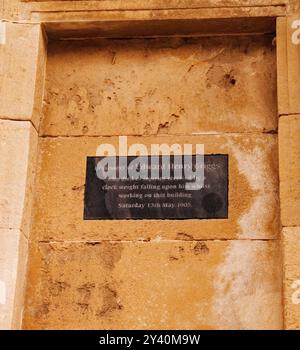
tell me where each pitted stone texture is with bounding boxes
[23,240,282,330]
[41,36,277,136]
[279,115,300,226]
[30,134,279,241]
[0,22,46,129]
[0,120,38,236]
[283,227,300,330]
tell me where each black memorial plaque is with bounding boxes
[84,155,228,220]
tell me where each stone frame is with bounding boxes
[0,0,300,329]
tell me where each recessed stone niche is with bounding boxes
[23,34,282,330]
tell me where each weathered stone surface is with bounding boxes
[0,0,289,332]
[30,134,279,241]
[0,120,38,236]
[41,36,277,136]
[287,16,300,114]
[288,0,300,13]
[283,227,300,330]
[0,229,28,330]
[277,17,289,115]
[5,1,286,23]
[0,22,46,128]
[20,0,287,6]
[277,16,300,115]
[23,240,282,330]
[279,115,300,226]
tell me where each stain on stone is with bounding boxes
[187,64,195,73]
[176,233,194,241]
[193,242,210,255]
[34,303,50,318]
[157,121,170,133]
[206,65,237,89]
[169,256,179,261]
[82,125,89,134]
[169,245,186,261]
[77,282,95,301]
[144,122,151,134]
[77,303,89,314]
[157,113,180,134]
[48,280,70,297]
[225,73,236,86]
[99,242,123,270]
[85,241,100,246]
[72,184,85,191]
[66,113,79,127]
[96,285,123,317]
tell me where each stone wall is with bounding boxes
[0,20,46,329]
[277,15,300,329]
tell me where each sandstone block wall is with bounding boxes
[21,34,282,329]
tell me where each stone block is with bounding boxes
[0,229,28,330]
[0,22,46,129]
[277,16,300,115]
[279,115,300,226]
[30,134,279,241]
[283,227,300,329]
[23,240,282,330]
[41,36,277,136]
